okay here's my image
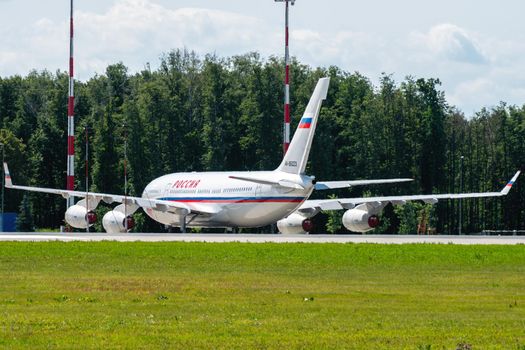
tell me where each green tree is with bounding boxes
[325,195,343,234]
[16,194,34,232]
[200,55,234,171]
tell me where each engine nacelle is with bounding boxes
[65,205,97,229]
[102,210,135,233]
[277,213,314,234]
[342,209,380,233]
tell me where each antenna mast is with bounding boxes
[66,0,75,208]
[275,0,295,155]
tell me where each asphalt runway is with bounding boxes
[0,232,524,244]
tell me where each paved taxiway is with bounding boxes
[0,232,524,244]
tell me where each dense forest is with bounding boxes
[0,49,523,233]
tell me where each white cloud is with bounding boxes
[292,29,385,73]
[425,24,487,64]
[0,0,387,82]
[399,23,525,114]
[448,67,525,114]
[74,0,272,77]
[0,0,274,79]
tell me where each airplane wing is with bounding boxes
[298,171,521,214]
[314,178,413,190]
[3,163,216,215]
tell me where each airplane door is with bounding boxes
[255,184,262,198]
[164,183,172,197]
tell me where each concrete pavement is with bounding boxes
[0,232,524,244]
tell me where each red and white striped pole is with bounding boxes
[284,0,291,154]
[67,0,75,208]
[275,0,295,154]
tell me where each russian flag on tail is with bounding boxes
[500,170,521,195]
[298,117,312,129]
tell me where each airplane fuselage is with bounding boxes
[141,171,315,228]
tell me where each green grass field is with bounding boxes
[0,242,524,349]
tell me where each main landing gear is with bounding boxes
[179,209,199,233]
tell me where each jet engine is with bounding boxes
[64,198,98,229]
[102,204,136,233]
[65,205,97,229]
[342,208,380,233]
[277,213,314,234]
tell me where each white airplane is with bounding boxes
[4,77,521,234]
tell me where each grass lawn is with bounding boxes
[0,242,524,349]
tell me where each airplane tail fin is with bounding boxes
[4,163,12,187]
[276,77,330,174]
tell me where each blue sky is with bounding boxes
[1,0,525,115]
